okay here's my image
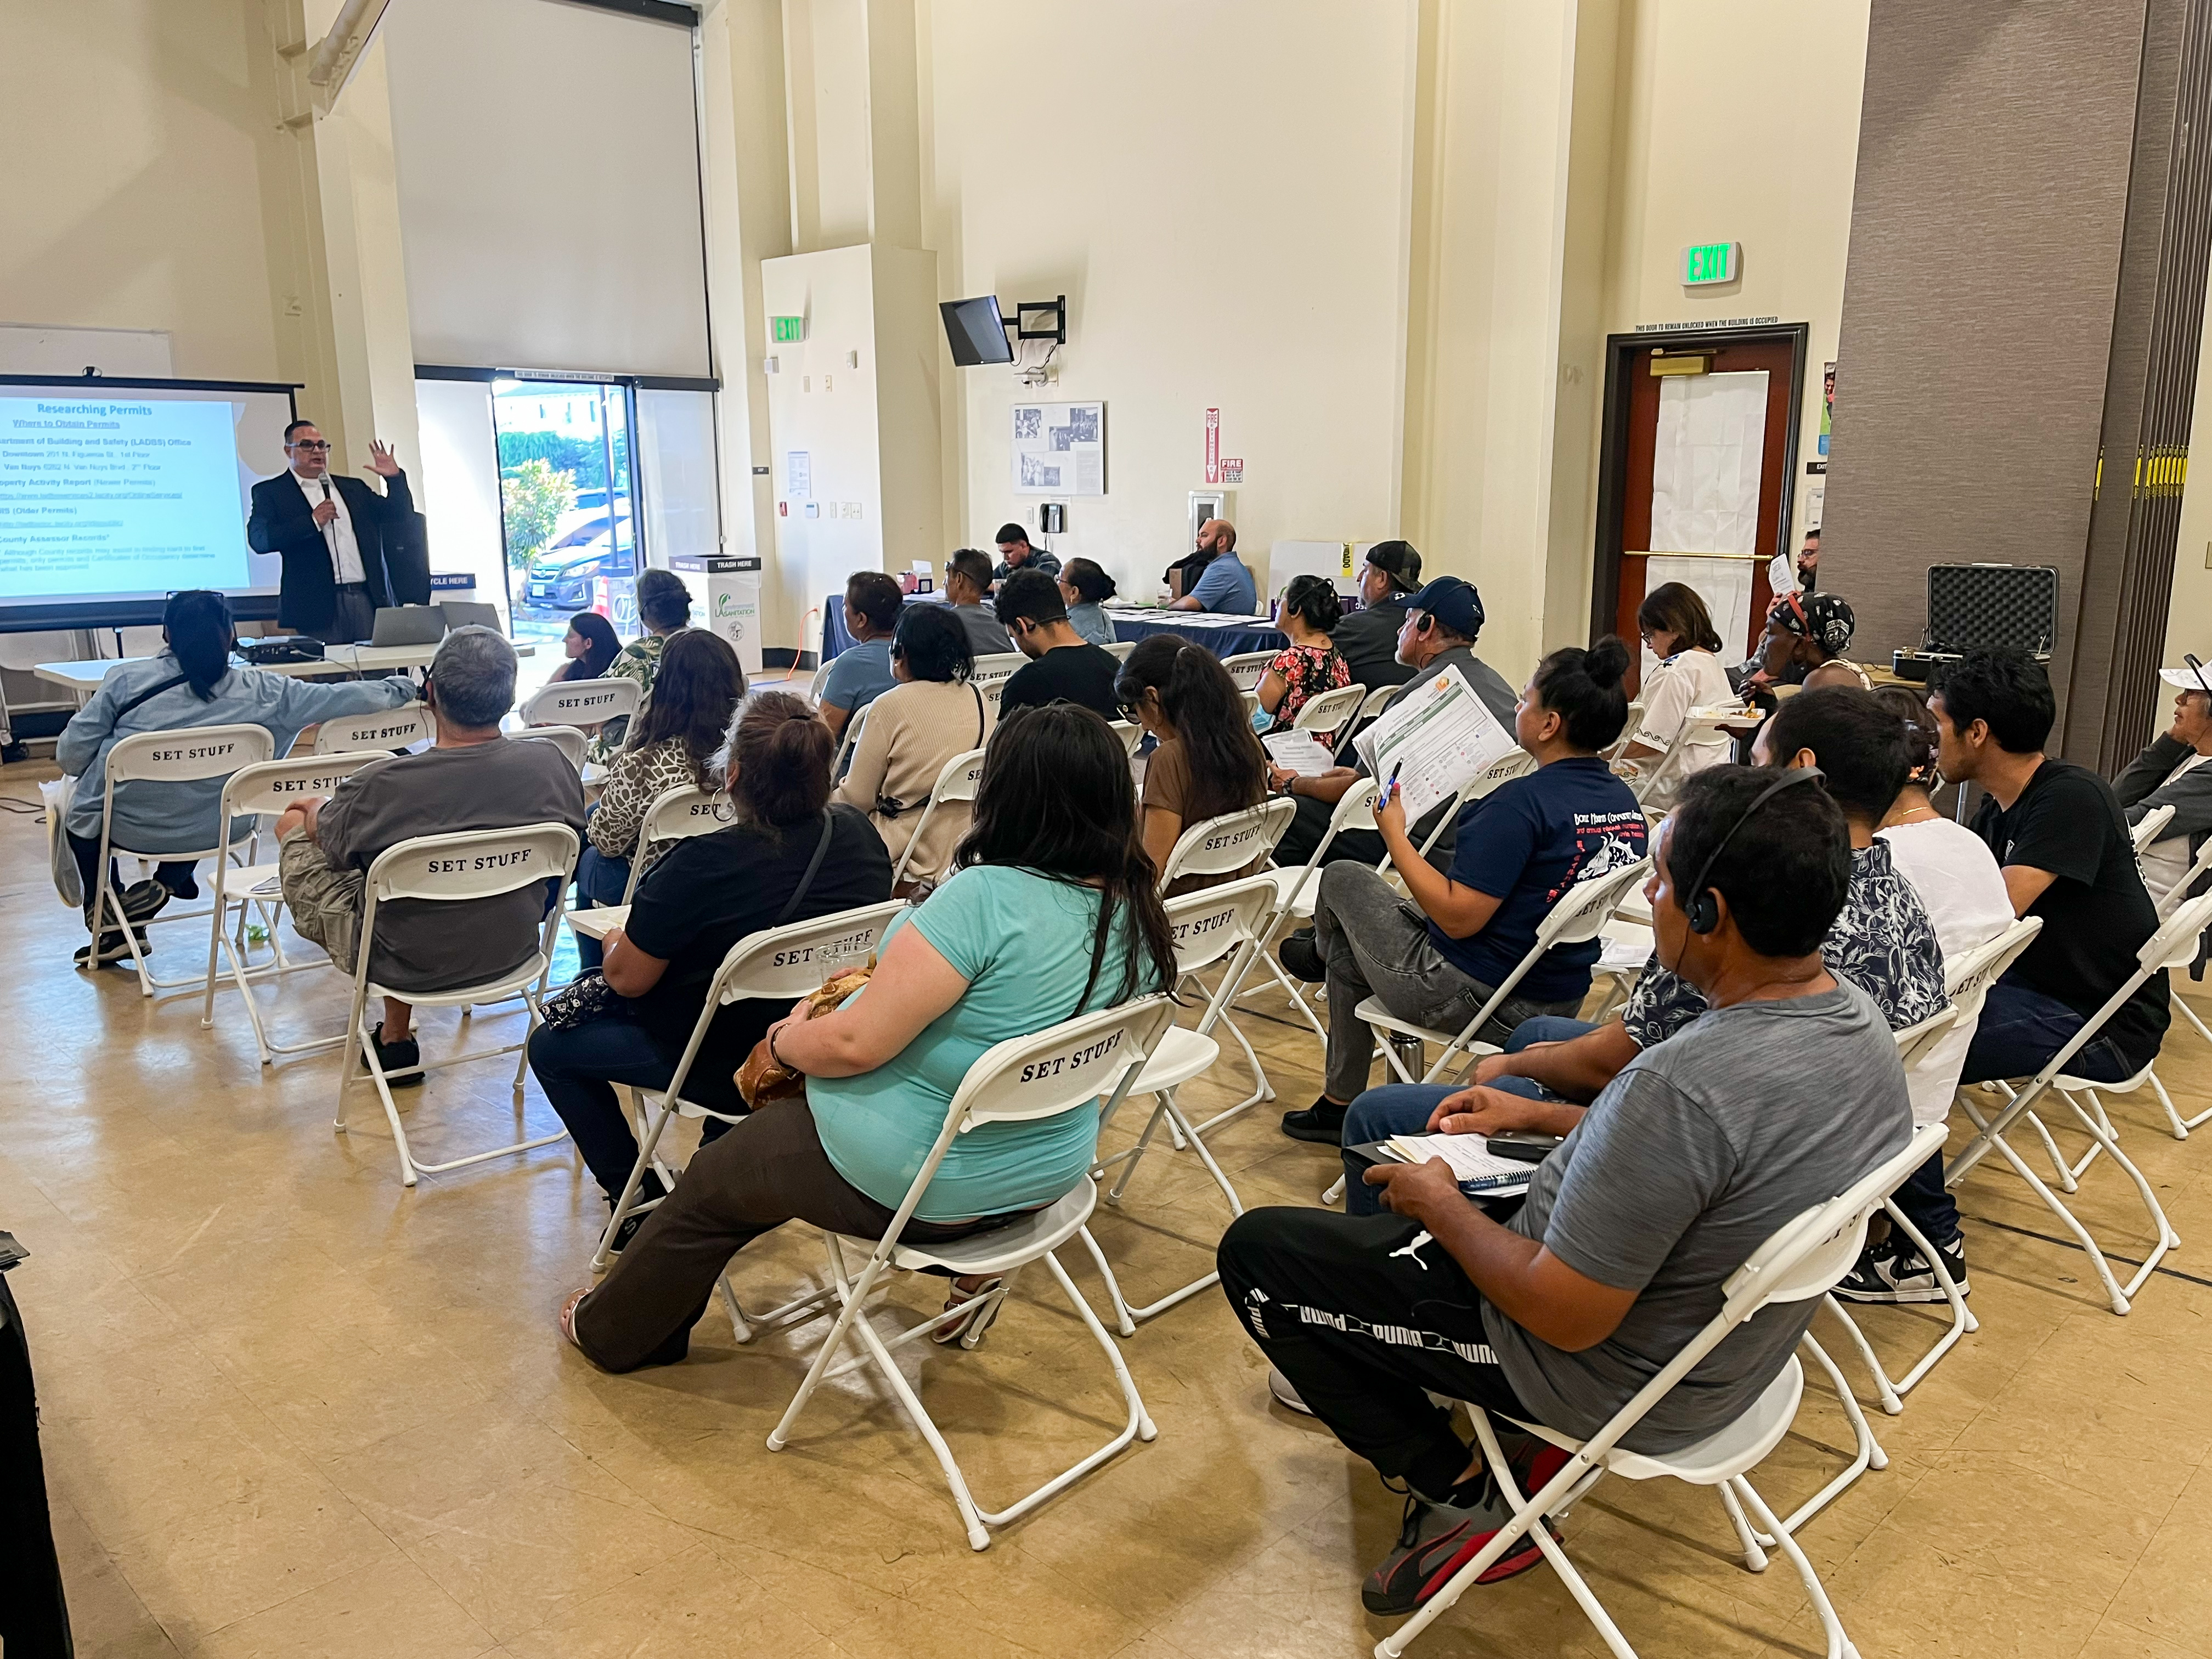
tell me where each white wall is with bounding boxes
[924,1,1416,609]
[2160,264,2212,699]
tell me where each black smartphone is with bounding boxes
[1484,1130,1564,1164]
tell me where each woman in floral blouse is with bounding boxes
[1255,574,1352,740]
[575,627,744,964]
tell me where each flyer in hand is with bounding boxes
[1351,665,1521,823]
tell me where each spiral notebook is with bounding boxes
[1376,1133,1535,1194]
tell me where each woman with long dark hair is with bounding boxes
[1115,634,1269,891]
[1617,580,1735,805]
[560,703,1176,1372]
[54,589,416,966]
[551,611,620,682]
[532,689,892,1242]
[572,628,746,963]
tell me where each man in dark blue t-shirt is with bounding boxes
[1285,642,1647,1143]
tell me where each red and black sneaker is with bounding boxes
[1361,1442,1572,1617]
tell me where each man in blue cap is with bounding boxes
[1266,575,1519,872]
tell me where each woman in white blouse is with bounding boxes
[1617,582,1735,804]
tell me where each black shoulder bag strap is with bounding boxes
[113,674,191,723]
[774,811,838,927]
[972,681,986,748]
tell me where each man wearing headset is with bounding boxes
[1218,766,1912,1621]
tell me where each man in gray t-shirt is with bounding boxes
[1217,765,1910,1621]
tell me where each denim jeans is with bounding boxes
[571,843,633,971]
[1961,977,2136,1087]
[527,1016,730,1201]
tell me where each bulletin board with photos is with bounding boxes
[1011,401,1106,496]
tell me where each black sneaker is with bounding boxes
[74,927,150,968]
[1833,1232,1967,1304]
[1362,1477,1549,1616]
[604,1172,670,1257]
[88,879,169,931]
[370,1023,425,1089]
[1279,929,1326,983]
[1280,1094,1347,1144]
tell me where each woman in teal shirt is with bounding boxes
[562,702,1177,1373]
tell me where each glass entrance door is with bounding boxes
[494,378,641,654]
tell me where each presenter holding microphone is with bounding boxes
[248,420,426,642]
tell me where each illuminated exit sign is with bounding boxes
[1682,242,1740,286]
[1681,243,1734,285]
[770,315,806,343]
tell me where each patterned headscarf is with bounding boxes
[1768,591,1855,656]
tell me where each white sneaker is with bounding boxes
[1267,1365,1314,1415]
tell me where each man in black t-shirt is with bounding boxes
[1931,650,2169,1086]
[993,568,1122,719]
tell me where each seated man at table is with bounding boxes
[991,522,1060,586]
[944,547,1017,656]
[994,568,1121,718]
[273,627,586,1083]
[1268,575,1519,871]
[820,570,904,744]
[1219,766,1911,1618]
[1168,518,1257,613]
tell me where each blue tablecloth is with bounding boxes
[819,594,1287,662]
[1099,610,1288,658]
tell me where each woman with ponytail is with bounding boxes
[1284,635,1652,1145]
[55,589,416,965]
[531,689,893,1237]
[561,703,1178,1372]
[1114,633,1269,891]
[1617,580,1735,805]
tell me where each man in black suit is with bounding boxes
[248,420,426,641]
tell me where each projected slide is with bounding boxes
[0,396,251,598]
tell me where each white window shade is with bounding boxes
[382,0,709,377]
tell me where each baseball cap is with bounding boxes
[1404,576,1485,639]
[2160,662,2212,693]
[1364,540,1423,594]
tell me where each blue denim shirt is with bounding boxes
[57,652,414,850]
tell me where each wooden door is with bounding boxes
[1604,335,1801,696]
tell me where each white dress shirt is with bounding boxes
[292,469,366,585]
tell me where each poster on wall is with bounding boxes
[1818,361,1835,458]
[1011,401,1106,496]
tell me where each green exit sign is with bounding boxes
[1682,241,1740,285]
[770,315,806,343]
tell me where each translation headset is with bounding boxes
[1682,768,1825,935]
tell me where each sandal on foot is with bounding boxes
[932,1276,1004,1346]
[558,1288,591,1351]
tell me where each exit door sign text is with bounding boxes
[1682,242,1740,286]
[770,315,806,343]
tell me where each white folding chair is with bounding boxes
[763,995,1177,1551]
[1333,682,1398,761]
[805,658,834,707]
[616,785,731,904]
[1232,780,1383,1052]
[830,702,870,777]
[87,724,277,996]
[1623,707,1740,808]
[1943,892,2212,1314]
[1289,680,1368,737]
[1106,718,1146,756]
[1380,1127,1940,1659]
[591,900,909,1275]
[2131,802,2176,855]
[979,676,1007,718]
[1082,877,1280,1328]
[2150,832,2212,1074]
[518,675,642,730]
[516,724,589,772]
[307,704,432,755]
[1357,856,1652,1086]
[1156,797,1300,1112]
[1103,640,1137,662]
[334,823,580,1187]
[888,746,988,889]
[197,751,390,1063]
[1219,651,1273,691]
[969,651,1027,686]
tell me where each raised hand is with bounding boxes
[366,440,400,478]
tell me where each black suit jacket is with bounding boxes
[247,469,428,633]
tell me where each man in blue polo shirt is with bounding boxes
[1169,519,1257,613]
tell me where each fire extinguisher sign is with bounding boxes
[1205,408,1221,486]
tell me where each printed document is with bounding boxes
[1352,665,1521,824]
[1262,729,1336,777]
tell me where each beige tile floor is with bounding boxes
[6,755,2212,1658]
